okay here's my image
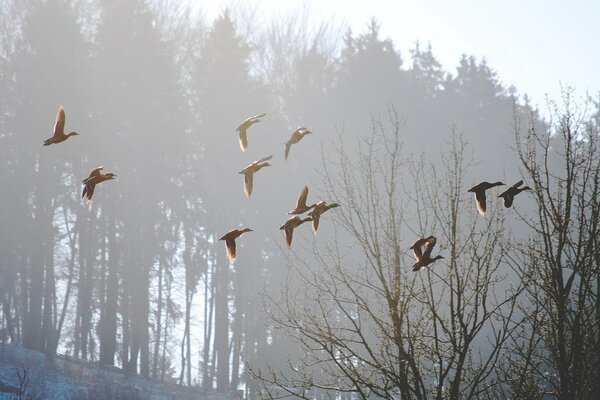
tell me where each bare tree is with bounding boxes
[252,110,522,399]
[503,90,600,400]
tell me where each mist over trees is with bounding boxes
[0,1,598,399]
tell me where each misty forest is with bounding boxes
[0,0,599,399]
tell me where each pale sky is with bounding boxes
[194,0,599,111]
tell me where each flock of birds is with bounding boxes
[41,107,531,271]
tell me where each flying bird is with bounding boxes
[498,180,531,208]
[81,166,116,203]
[288,185,317,215]
[219,228,253,262]
[410,236,443,271]
[237,112,267,152]
[308,201,340,233]
[284,127,312,160]
[239,155,272,196]
[467,181,504,215]
[279,216,312,247]
[42,106,79,146]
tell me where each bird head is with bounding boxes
[495,181,505,186]
[262,162,272,168]
[242,228,253,233]
[434,255,445,261]
[68,131,79,136]
[106,173,117,179]
[522,186,532,191]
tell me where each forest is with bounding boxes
[0,0,599,399]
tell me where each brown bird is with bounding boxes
[81,166,116,203]
[498,180,531,208]
[288,185,317,215]
[239,155,272,196]
[284,127,312,160]
[279,216,312,247]
[237,112,267,152]
[219,228,253,262]
[468,181,504,215]
[308,201,340,233]
[42,106,79,146]
[411,236,443,271]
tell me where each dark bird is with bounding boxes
[498,180,531,208]
[411,236,443,271]
[219,228,253,262]
[288,185,317,215]
[308,201,340,233]
[42,106,79,146]
[81,166,116,203]
[279,216,312,247]
[239,155,272,196]
[284,127,312,160]
[237,112,267,152]
[468,181,504,215]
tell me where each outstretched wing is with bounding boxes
[82,182,96,203]
[410,238,426,261]
[225,237,237,262]
[54,106,65,136]
[244,173,254,197]
[422,236,438,259]
[511,180,523,189]
[284,141,292,160]
[311,213,320,233]
[256,154,273,164]
[295,185,309,209]
[284,226,294,247]
[474,191,486,216]
[238,128,248,152]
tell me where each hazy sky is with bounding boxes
[197,0,599,110]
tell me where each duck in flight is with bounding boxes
[239,155,272,196]
[308,201,340,233]
[81,167,116,203]
[219,228,253,263]
[288,185,317,215]
[43,106,79,146]
[468,181,504,215]
[498,180,531,208]
[237,113,267,152]
[284,127,312,160]
[410,236,443,271]
[279,216,312,248]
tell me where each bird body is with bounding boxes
[43,106,79,146]
[284,127,312,160]
[81,167,116,203]
[219,228,253,262]
[308,201,340,233]
[288,185,317,215]
[237,113,266,152]
[468,181,504,215]
[239,155,272,196]
[498,180,531,208]
[279,216,312,247]
[411,236,443,271]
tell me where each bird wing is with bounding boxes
[82,182,96,203]
[474,191,486,216]
[295,186,309,209]
[256,154,273,164]
[284,226,294,247]
[54,106,65,136]
[284,141,292,160]
[422,236,438,259]
[225,237,237,262]
[311,213,320,233]
[244,173,254,197]
[410,238,425,261]
[511,180,523,189]
[238,128,248,152]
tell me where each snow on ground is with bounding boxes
[0,344,242,400]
